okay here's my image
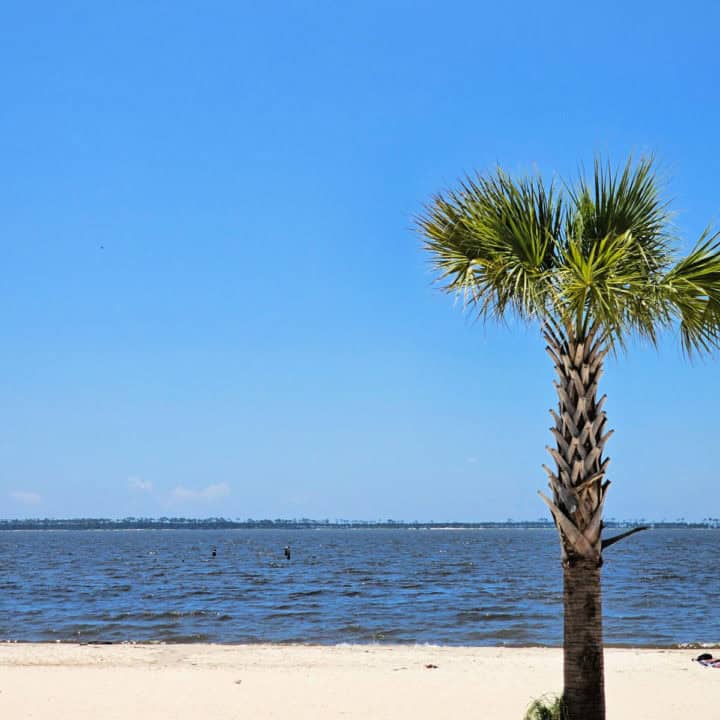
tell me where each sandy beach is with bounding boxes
[1,643,717,719]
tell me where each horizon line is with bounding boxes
[1,516,717,527]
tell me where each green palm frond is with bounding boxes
[418,168,562,323]
[661,230,720,354]
[419,156,720,355]
[568,156,673,273]
[558,229,646,345]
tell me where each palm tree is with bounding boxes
[418,157,720,720]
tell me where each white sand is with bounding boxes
[0,644,717,719]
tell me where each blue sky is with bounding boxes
[1,0,719,521]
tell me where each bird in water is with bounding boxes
[284,545,291,560]
[211,546,217,557]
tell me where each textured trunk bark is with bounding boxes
[540,323,611,720]
[563,557,605,720]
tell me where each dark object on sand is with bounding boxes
[694,653,720,668]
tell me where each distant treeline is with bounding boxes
[0,517,718,530]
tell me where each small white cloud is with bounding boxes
[11,491,42,504]
[128,477,154,492]
[172,483,230,501]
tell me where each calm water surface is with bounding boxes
[1,529,717,646]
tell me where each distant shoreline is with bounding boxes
[0,518,716,530]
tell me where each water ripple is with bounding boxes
[0,528,718,646]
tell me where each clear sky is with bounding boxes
[2,0,719,522]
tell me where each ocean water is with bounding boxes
[0,528,717,646]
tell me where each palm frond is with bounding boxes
[568,156,673,275]
[660,230,720,354]
[418,169,562,322]
[557,230,645,345]
[419,156,720,357]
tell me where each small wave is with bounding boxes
[455,611,517,622]
[102,609,227,622]
[265,610,322,620]
[336,623,369,634]
[288,589,324,599]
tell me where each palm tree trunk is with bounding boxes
[539,323,611,720]
[563,557,605,720]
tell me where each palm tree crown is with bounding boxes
[419,157,720,355]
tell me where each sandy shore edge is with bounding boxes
[1,643,718,719]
